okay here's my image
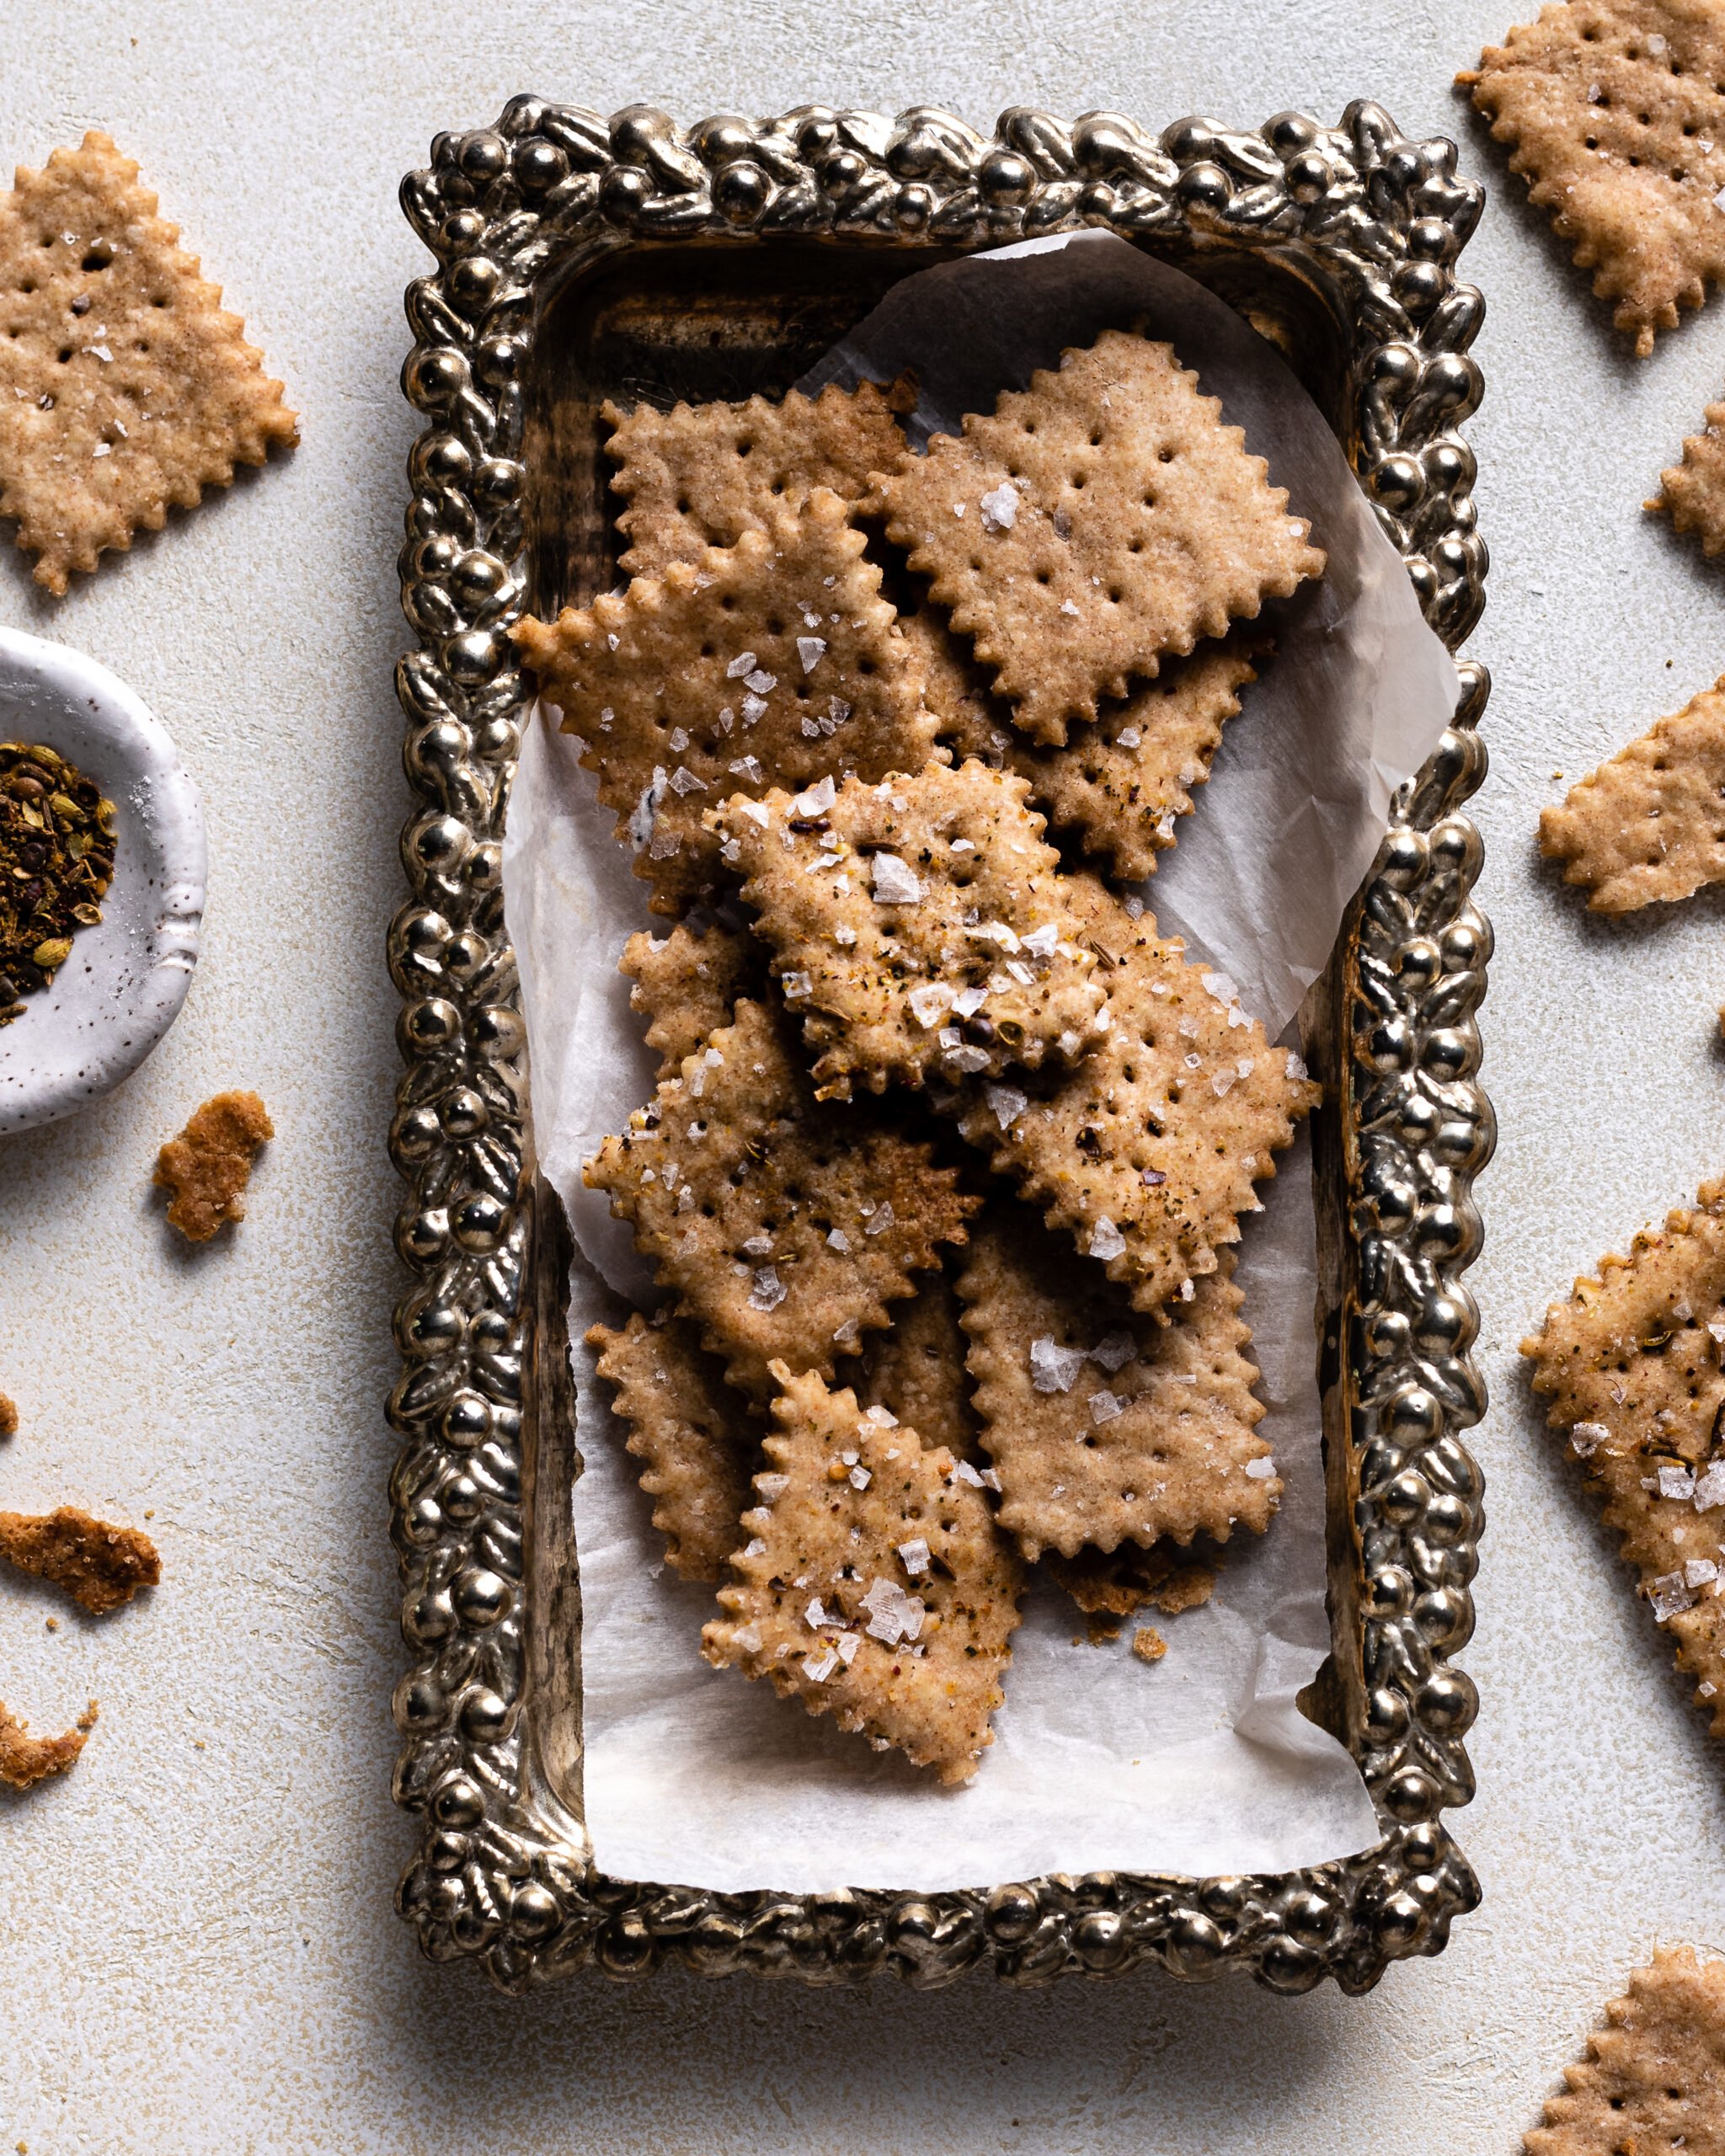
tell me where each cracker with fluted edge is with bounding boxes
[584,997,979,1402]
[0,1699,97,1788]
[620,921,762,1081]
[0,1505,159,1613]
[701,1363,1023,1784]
[1526,1946,1725,2156]
[1045,1541,1220,1618]
[512,488,937,915]
[1650,390,1725,553]
[898,606,1016,767]
[868,328,1322,744]
[855,1262,979,1460]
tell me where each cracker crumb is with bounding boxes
[0,1504,160,1611]
[0,1698,97,1788]
[154,1089,273,1241]
[1132,1626,1167,1663]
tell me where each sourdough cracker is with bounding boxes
[854,1262,979,1460]
[711,762,1106,1098]
[1539,677,1725,910]
[869,328,1322,744]
[1527,1946,1725,2156]
[898,606,1015,767]
[154,1089,273,1241]
[0,131,296,592]
[0,1698,96,1789]
[1651,390,1725,552]
[702,1363,1023,1783]
[0,1504,159,1612]
[1045,1540,1220,1617]
[1461,1,1725,356]
[620,921,761,1081]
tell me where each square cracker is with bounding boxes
[513,488,937,915]
[604,380,909,577]
[1526,1946,1725,2156]
[1461,1,1725,356]
[853,1261,980,1460]
[1538,676,1725,909]
[1523,1177,1725,1736]
[0,131,296,593]
[702,1363,1023,1784]
[620,921,761,1081]
[711,760,1107,1099]
[584,996,979,1402]
[953,873,1318,1317]
[588,1311,756,1583]
[868,328,1322,744]
[955,1204,1272,1560]
[1651,389,1725,552]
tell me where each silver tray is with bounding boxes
[387,97,1492,1994]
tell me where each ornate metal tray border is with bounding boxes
[387,97,1492,1994]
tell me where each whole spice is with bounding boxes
[0,740,116,1024]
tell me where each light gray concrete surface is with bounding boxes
[2,2,1723,2148]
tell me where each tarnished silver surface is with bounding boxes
[388,98,1491,1994]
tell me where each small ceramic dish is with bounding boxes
[0,627,205,1137]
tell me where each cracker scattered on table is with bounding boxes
[954,873,1318,1317]
[1526,1946,1725,2156]
[0,1392,15,1438]
[604,380,910,576]
[712,761,1107,1099]
[0,1699,96,1789]
[154,1089,273,1241]
[513,488,937,915]
[868,328,1322,744]
[588,1310,756,1583]
[702,1363,1023,1784]
[0,1505,159,1613]
[1461,2,1725,357]
[855,1262,980,1460]
[585,997,979,1401]
[1538,676,1725,910]
[1650,388,1725,553]
[1131,1626,1167,1664]
[956,1206,1272,1559]
[1045,1541,1221,1617]
[0,131,296,593]
[620,921,761,1081]
[1523,1176,1725,1732]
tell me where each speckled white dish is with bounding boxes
[0,628,205,1136]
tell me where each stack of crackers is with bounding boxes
[515,328,1327,1784]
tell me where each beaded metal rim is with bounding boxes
[387,97,1491,1994]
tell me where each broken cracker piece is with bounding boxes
[0,131,296,593]
[0,1392,15,1438]
[711,761,1107,1099]
[1523,1176,1725,1733]
[154,1089,273,1241]
[956,1204,1272,1560]
[1046,1541,1220,1617]
[588,1311,755,1582]
[854,1262,980,1460]
[1132,1626,1167,1664]
[0,1699,97,1789]
[899,606,1017,768]
[585,997,978,1402]
[0,1504,159,1613]
[513,488,936,915]
[604,380,910,576]
[1539,678,1725,910]
[702,1362,1023,1784]
[1461,2,1725,358]
[1651,389,1725,554]
[621,921,761,1081]
[1526,1946,1725,2156]
[869,328,1322,744]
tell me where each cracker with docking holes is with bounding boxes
[953,873,1318,1317]
[512,488,937,915]
[588,1311,756,1583]
[854,1262,980,1460]
[868,328,1322,744]
[898,606,1017,767]
[710,761,1107,1100]
[1526,1946,1725,2156]
[701,1362,1023,1784]
[0,1699,97,1789]
[0,131,296,593]
[154,1089,273,1241]
[621,921,762,1081]
[0,1505,159,1613]
[1523,1176,1725,1736]
[584,997,979,1403]
[1650,387,1725,553]
[1045,1541,1221,1618]
[1539,677,1725,910]
[1461,1,1725,358]
[604,380,911,577]
[956,1205,1272,1559]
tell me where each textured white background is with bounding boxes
[2,2,1723,2149]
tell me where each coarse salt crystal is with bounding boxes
[1089,1390,1124,1425]
[1089,1217,1126,1262]
[980,480,1020,531]
[832,1316,860,1347]
[1696,1462,1725,1509]
[729,755,764,782]
[849,1465,873,1490]
[803,1647,840,1683]
[1245,1457,1277,1480]
[950,837,975,852]
[1091,1331,1135,1374]
[909,983,955,1028]
[985,1083,1028,1130]
[1202,972,1237,1005]
[741,1232,773,1256]
[1650,1570,1696,1620]
[1570,1422,1610,1456]
[726,651,758,678]
[738,799,770,827]
[1712,183,1725,212]
[1021,923,1059,958]
[861,1576,926,1645]
[944,1043,991,1073]
[804,1597,829,1630]
[953,985,989,1018]
[1688,1558,1719,1588]
[835,925,857,946]
[741,693,769,725]
[782,970,812,999]
[748,1266,787,1311]
[953,1459,985,1488]
[669,765,707,795]
[872,852,922,904]
[1030,1337,1088,1394]
[793,774,836,817]
[797,636,826,672]
[864,1202,895,1236]
[755,1474,789,1502]
[897,1537,931,1576]
[1286,1050,1310,1081]
[1659,1463,1697,1501]
[745,668,777,695]
[1060,598,1080,616]
[667,728,689,752]
[1124,894,1146,919]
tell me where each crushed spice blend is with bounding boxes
[0,741,116,1024]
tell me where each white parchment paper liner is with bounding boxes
[503,233,1459,1892]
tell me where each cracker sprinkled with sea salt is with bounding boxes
[711,761,1106,1099]
[1523,1177,1725,1733]
[1461,2,1725,357]
[0,1504,159,1613]
[954,873,1318,1317]
[956,1206,1271,1559]
[588,1311,755,1582]
[0,1699,97,1789]
[899,606,1017,767]
[869,328,1322,744]
[603,380,909,577]
[702,1363,1023,1784]
[585,998,979,1402]
[621,921,761,1081]
[513,488,936,915]
[1526,1947,1725,2156]
[1539,677,1725,910]
[855,1262,980,1460]
[1650,390,1725,553]
[0,131,296,593]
